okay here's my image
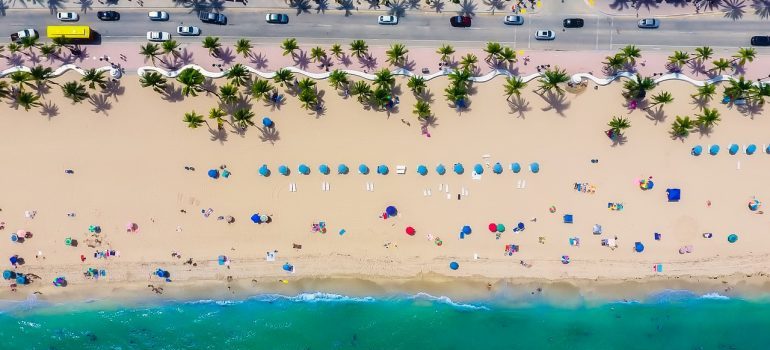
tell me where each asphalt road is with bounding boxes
[2,8,769,51]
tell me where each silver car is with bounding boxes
[176,26,201,36]
[146,31,171,42]
[56,12,79,22]
[638,18,660,28]
[148,11,169,21]
[504,15,523,25]
[535,30,555,40]
[378,15,398,25]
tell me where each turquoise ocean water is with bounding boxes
[2,291,770,349]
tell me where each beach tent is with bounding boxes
[207,169,219,179]
[279,165,289,176]
[377,165,389,175]
[488,223,497,232]
[259,164,270,177]
[386,206,398,216]
[250,214,262,224]
[749,199,761,211]
[453,163,464,175]
[405,226,416,236]
[511,162,521,173]
[593,224,603,235]
[260,215,268,223]
[298,164,310,175]
[449,262,459,270]
[218,255,227,265]
[514,222,525,232]
[496,223,505,233]
[358,164,370,175]
[766,145,770,154]
[728,143,740,155]
[9,255,18,266]
[492,162,503,174]
[319,164,330,175]
[53,277,66,287]
[262,117,274,128]
[462,225,472,234]
[667,188,681,202]
[417,165,428,176]
[155,269,170,278]
[691,145,702,156]
[2,270,15,280]
[530,162,540,173]
[282,263,294,272]
[746,144,757,155]
[709,145,720,155]
[473,164,484,174]
[436,164,446,175]
[634,242,645,252]
[563,214,574,224]
[337,164,349,174]
[728,234,738,243]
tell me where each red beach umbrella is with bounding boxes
[488,223,497,232]
[405,226,416,236]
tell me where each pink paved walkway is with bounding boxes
[592,0,729,17]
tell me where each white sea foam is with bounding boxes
[251,292,376,303]
[408,292,490,310]
[700,292,730,300]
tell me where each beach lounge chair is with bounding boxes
[703,233,713,238]
[396,165,407,174]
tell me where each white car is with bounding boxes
[535,30,555,40]
[503,15,523,25]
[56,12,79,22]
[146,31,171,42]
[638,18,660,28]
[176,26,201,36]
[148,11,169,21]
[378,15,398,25]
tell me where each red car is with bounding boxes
[450,16,471,28]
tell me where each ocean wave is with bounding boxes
[700,292,731,300]
[251,292,376,304]
[407,292,490,310]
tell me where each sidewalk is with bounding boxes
[590,0,725,18]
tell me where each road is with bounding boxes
[2,8,769,51]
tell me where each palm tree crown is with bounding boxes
[670,115,695,139]
[183,111,205,129]
[81,68,107,90]
[327,70,349,91]
[235,38,252,58]
[407,76,426,95]
[537,67,570,94]
[413,100,432,120]
[349,39,368,58]
[202,36,222,56]
[61,81,89,103]
[504,76,527,100]
[281,38,299,56]
[607,116,631,135]
[226,63,250,87]
[251,78,274,101]
[177,67,206,97]
[385,43,409,67]
[140,71,168,94]
[437,44,455,63]
[695,107,721,129]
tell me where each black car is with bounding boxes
[751,35,770,46]
[563,18,584,28]
[97,10,120,21]
[199,11,227,25]
[450,16,472,28]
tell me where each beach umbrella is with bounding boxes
[10,234,18,242]
[262,117,274,128]
[218,255,227,265]
[749,199,761,211]
[436,164,446,175]
[453,163,464,174]
[10,255,18,265]
[417,165,428,176]
[386,206,398,216]
[319,164,330,175]
[517,222,525,231]
[729,143,739,155]
[592,224,603,234]
[634,242,645,252]
[462,225,472,234]
[338,164,349,174]
[259,164,270,177]
[492,162,503,174]
[488,223,497,232]
[405,226,416,235]
[279,165,289,176]
[530,162,540,173]
[53,277,66,287]
[709,144,720,155]
[207,169,219,179]
[449,261,459,270]
[2,270,14,280]
[728,234,738,243]
[766,145,770,154]
[473,164,484,174]
[16,275,27,285]
[377,165,389,175]
[511,162,521,173]
[298,164,310,175]
[358,164,369,175]
[260,215,269,223]
[691,145,703,156]
[250,214,262,223]
[155,269,165,278]
[746,144,757,155]
[496,223,505,233]
[282,263,294,272]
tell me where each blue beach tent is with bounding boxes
[667,188,681,202]
[634,242,645,252]
[436,164,446,175]
[453,163,464,175]
[338,164,349,174]
[258,164,270,177]
[278,165,289,176]
[417,165,428,176]
[709,145,720,155]
[511,162,521,173]
[474,164,484,174]
[298,164,310,175]
[746,144,757,155]
[377,165,389,175]
[319,164,330,175]
[691,145,702,156]
[729,144,740,155]
[359,164,370,175]
[386,206,398,216]
[530,162,540,173]
[449,262,459,270]
[492,162,503,174]
[262,117,274,128]
[461,225,472,234]
[207,169,219,179]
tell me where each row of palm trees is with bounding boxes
[603,45,757,76]
[0,64,108,111]
[607,107,722,140]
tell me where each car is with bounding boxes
[148,11,169,21]
[10,28,37,43]
[57,12,79,22]
[377,15,398,25]
[199,11,227,25]
[638,18,659,28]
[450,16,472,27]
[265,13,289,24]
[503,15,524,25]
[535,30,555,40]
[176,26,201,36]
[97,11,120,21]
[751,35,770,46]
[146,31,170,42]
[563,18,584,28]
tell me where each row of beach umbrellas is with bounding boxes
[691,144,767,156]
[258,162,540,176]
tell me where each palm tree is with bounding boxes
[298,88,318,110]
[607,116,631,136]
[176,67,206,97]
[413,100,432,120]
[310,46,327,63]
[202,36,222,57]
[226,63,250,87]
[483,42,503,62]
[536,67,570,95]
[385,43,409,67]
[667,50,689,69]
[232,108,255,130]
[724,76,753,101]
[183,111,205,129]
[19,36,39,56]
[373,69,395,90]
[161,40,180,58]
[444,83,468,107]
[250,78,274,101]
[695,107,721,129]
[16,91,41,111]
[619,45,641,65]
[503,76,527,101]
[39,44,58,61]
[750,83,770,105]
[297,77,316,93]
[498,47,516,65]
[7,43,21,56]
[349,39,368,58]
[371,86,391,109]
[81,68,107,90]
[8,71,32,91]
[208,107,227,130]
[0,81,10,100]
[603,54,625,73]
[732,47,756,66]
[327,70,349,91]
[691,83,716,102]
[437,44,455,63]
[51,36,73,53]
[459,53,478,71]
[710,58,731,74]
[272,68,294,87]
[407,76,426,95]
[330,43,343,58]
[139,43,162,64]
[448,69,472,89]
[235,38,252,58]
[218,84,239,105]
[670,115,695,139]
[692,46,714,62]
[281,38,300,57]
[646,91,674,110]
[29,65,57,89]
[622,75,656,100]
[61,81,89,103]
[139,71,168,94]
[349,81,372,103]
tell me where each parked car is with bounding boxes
[200,11,227,25]
[97,11,120,21]
[10,28,37,43]
[57,12,79,22]
[751,35,770,46]
[503,15,524,25]
[638,18,659,28]
[265,13,289,24]
[450,16,472,27]
[535,30,555,40]
[563,18,584,28]
[177,26,201,36]
[146,31,170,42]
[377,15,398,25]
[148,11,169,21]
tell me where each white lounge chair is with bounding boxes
[396,165,407,174]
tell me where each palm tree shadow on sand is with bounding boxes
[644,106,668,124]
[39,100,59,119]
[507,95,531,119]
[89,93,112,115]
[250,52,269,70]
[293,50,311,70]
[722,0,746,20]
[610,133,628,147]
[737,101,764,119]
[162,83,185,102]
[257,126,280,144]
[539,91,570,116]
[209,126,228,143]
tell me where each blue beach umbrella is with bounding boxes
[746,144,757,155]
[2,270,14,280]
[386,206,398,216]
[766,145,770,154]
[10,234,18,242]
[530,162,540,173]
[492,162,503,174]
[709,145,720,155]
[474,164,484,174]
[10,256,18,265]
[207,169,219,179]
[359,164,370,174]
[319,164,330,175]
[449,262,459,270]
[251,214,262,223]
[511,162,521,173]
[338,164,349,174]
[417,165,428,176]
[262,117,274,128]
[16,275,27,285]
[728,234,738,243]
[453,163,464,175]
[691,145,703,156]
[282,263,294,272]
[258,164,270,177]
[279,165,289,176]
[461,225,472,234]
[634,242,645,252]
[218,255,227,265]
[377,165,389,175]
[436,164,446,175]
[728,143,739,155]
[298,164,310,175]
